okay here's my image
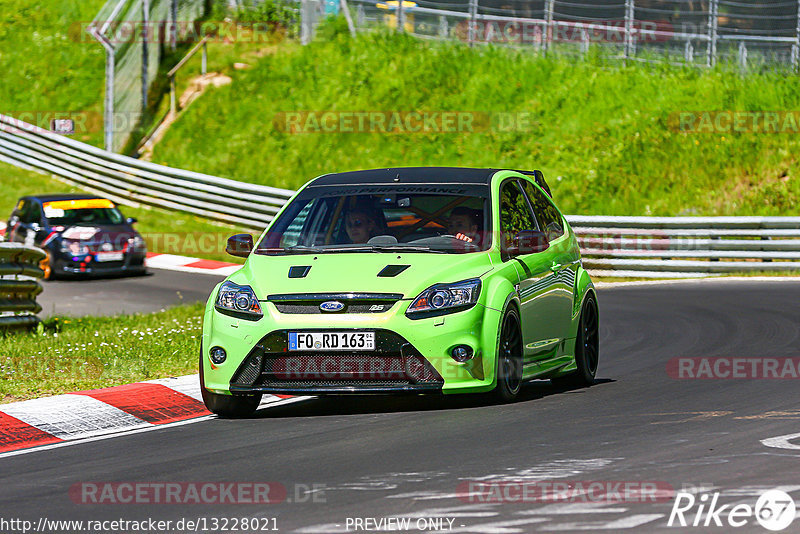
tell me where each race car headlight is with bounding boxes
[60,240,90,255]
[406,278,481,319]
[215,281,262,319]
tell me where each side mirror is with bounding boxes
[226,233,253,258]
[507,230,549,257]
[126,217,138,225]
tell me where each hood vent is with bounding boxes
[377,265,410,277]
[288,266,311,278]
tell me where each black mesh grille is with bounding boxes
[272,302,398,314]
[263,353,439,382]
[258,379,410,388]
[267,293,403,315]
[232,350,263,385]
[230,330,443,390]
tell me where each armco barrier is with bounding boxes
[571,215,800,278]
[0,114,294,231]
[3,114,800,279]
[0,244,46,330]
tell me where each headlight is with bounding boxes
[215,281,262,319]
[406,278,481,319]
[60,240,89,255]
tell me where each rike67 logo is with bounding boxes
[668,489,796,531]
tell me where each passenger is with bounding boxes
[345,210,379,244]
[447,206,481,244]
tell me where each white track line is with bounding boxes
[0,396,310,460]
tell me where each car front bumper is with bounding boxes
[53,251,147,276]
[202,295,503,395]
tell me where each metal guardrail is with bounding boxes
[0,244,45,330]
[334,0,800,70]
[570,216,800,278]
[3,114,800,279]
[0,113,295,231]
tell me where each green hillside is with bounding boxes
[150,25,800,216]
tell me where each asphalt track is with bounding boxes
[36,269,221,317]
[3,277,800,533]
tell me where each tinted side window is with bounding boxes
[499,181,538,251]
[10,200,24,221]
[521,180,564,241]
[20,201,41,224]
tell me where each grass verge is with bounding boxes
[1,0,107,147]
[151,24,800,216]
[0,303,205,404]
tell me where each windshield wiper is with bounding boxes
[257,245,446,254]
[256,246,321,255]
[366,245,446,253]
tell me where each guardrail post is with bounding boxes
[339,0,357,36]
[142,0,150,111]
[202,40,208,75]
[438,15,448,39]
[468,0,478,46]
[707,0,718,67]
[624,0,634,63]
[685,39,694,63]
[357,4,365,28]
[170,0,178,51]
[104,45,115,152]
[396,0,404,32]
[794,0,800,70]
[301,0,313,44]
[544,0,554,55]
[581,28,589,55]
[738,41,747,72]
[170,75,177,116]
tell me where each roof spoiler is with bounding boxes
[513,169,552,198]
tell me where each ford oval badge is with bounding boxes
[320,301,345,312]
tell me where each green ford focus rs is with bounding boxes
[201,167,598,416]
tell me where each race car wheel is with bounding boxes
[493,307,523,402]
[199,348,261,418]
[553,294,599,388]
[39,250,52,280]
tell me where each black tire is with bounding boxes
[552,294,599,388]
[492,306,524,402]
[199,347,261,418]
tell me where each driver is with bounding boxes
[345,210,379,244]
[447,207,481,244]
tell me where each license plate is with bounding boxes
[288,331,375,351]
[95,252,124,262]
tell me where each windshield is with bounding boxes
[42,199,126,226]
[257,185,491,254]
